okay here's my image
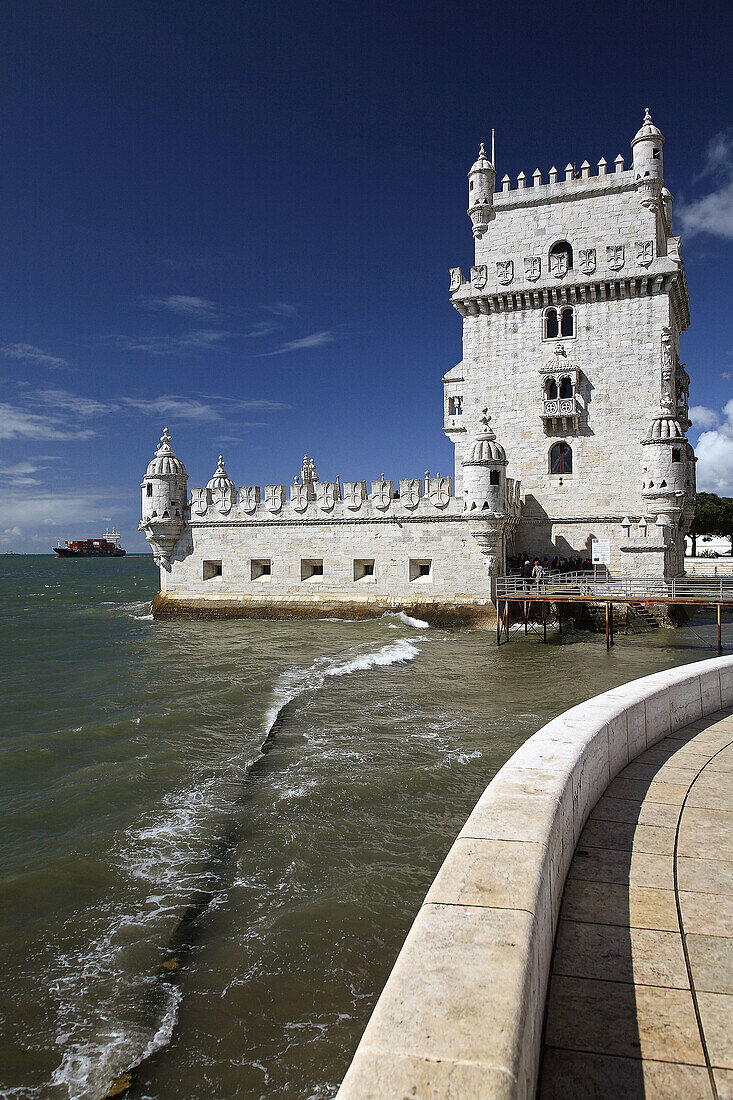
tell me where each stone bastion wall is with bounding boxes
[337,654,733,1099]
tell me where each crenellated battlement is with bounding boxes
[494,154,629,197]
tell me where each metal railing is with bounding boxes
[496,572,733,602]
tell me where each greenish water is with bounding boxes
[1,555,728,1100]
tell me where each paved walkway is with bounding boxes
[539,708,733,1099]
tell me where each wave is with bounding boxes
[380,610,430,630]
[262,638,419,737]
[48,636,420,1097]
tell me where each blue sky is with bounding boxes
[1,0,732,552]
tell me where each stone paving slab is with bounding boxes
[540,711,733,1098]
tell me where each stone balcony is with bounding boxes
[542,394,581,432]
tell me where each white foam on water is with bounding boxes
[262,638,419,737]
[48,637,420,1098]
[133,612,154,621]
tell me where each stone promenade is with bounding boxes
[540,708,733,1098]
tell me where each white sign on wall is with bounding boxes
[591,538,611,565]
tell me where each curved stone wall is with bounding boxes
[337,654,733,1100]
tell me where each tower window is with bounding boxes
[653,149,660,159]
[672,449,681,462]
[203,560,223,580]
[449,395,463,415]
[559,377,573,399]
[544,308,559,339]
[301,558,324,580]
[549,240,573,269]
[409,558,432,581]
[490,470,500,485]
[560,307,574,337]
[146,483,153,497]
[550,441,572,475]
[546,378,558,400]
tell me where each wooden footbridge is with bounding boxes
[495,572,733,653]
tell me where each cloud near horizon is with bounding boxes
[694,399,733,494]
[677,130,733,241]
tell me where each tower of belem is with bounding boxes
[141,111,695,623]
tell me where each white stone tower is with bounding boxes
[445,109,694,579]
[139,427,188,568]
[462,410,511,579]
[467,142,496,239]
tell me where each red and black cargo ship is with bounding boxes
[54,529,126,557]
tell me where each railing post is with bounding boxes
[718,604,723,656]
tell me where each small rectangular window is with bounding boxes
[203,560,222,580]
[301,558,324,580]
[672,449,682,463]
[353,558,375,581]
[251,558,272,579]
[449,396,463,416]
[146,484,153,497]
[409,558,432,582]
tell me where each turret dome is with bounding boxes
[469,141,494,174]
[632,108,664,146]
[145,427,187,478]
[644,413,685,443]
[464,410,507,465]
[206,454,236,493]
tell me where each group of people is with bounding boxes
[506,552,594,580]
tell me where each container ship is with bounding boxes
[54,529,126,557]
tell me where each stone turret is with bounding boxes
[140,427,188,569]
[462,409,507,513]
[467,142,496,239]
[462,410,510,580]
[632,108,664,211]
[641,412,689,528]
[207,454,236,515]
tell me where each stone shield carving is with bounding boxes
[212,487,234,516]
[449,267,463,292]
[524,257,541,281]
[239,485,260,514]
[343,481,366,511]
[290,482,309,513]
[399,478,422,509]
[371,479,393,511]
[190,488,209,517]
[315,482,339,513]
[579,248,596,275]
[636,240,653,267]
[428,476,452,509]
[549,253,569,279]
[264,485,285,514]
[470,264,488,290]
[497,260,514,285]
[607,245,625,271]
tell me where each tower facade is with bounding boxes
[444,110,694,577]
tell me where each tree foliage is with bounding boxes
[689,492,733,555]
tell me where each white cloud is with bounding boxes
[114,329,233,355]
[689,405,720,429]
[695,398,733,494]
[119,395,222,421]
[678,130,733,241]
[262,302,299,318]
[0,403,96,441]
[1,343,71,370]
[0,489,120,548]
[266,331,335,355]
[142,295,218,317]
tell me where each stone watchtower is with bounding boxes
[443,110,694,579]
[139,428,188,569]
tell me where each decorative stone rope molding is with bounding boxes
[337,655,733,1100]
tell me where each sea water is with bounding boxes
[1,555,727,1100]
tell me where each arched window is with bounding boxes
[559,377,573,399]
[561,307,574,337]
[549,240,573,269]
[550,441,572,474]
[489,469,500,485]
[546,378,558,400]
[544,308,559,339]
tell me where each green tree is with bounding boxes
[689,492,733,555]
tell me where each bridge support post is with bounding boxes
[543,602,547,643]
[606,603,615,650]
[718,604,723,656]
